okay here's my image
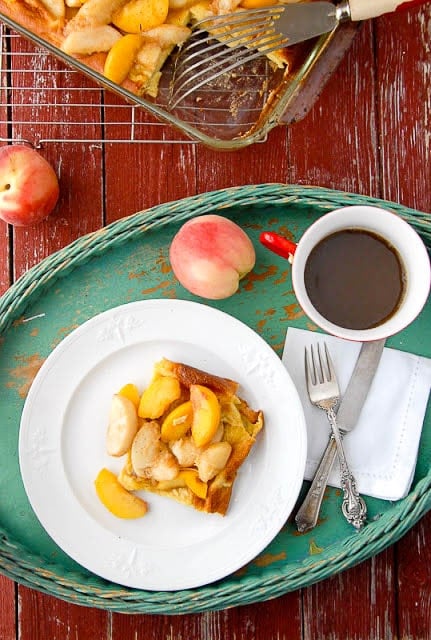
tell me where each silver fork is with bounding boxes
[304,342,367,530]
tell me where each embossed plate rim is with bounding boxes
[18,298,307,591]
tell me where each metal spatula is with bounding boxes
[170,0,424,108]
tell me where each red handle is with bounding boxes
[259,231,297,260]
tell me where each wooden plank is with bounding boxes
[195,126,289,190]
[111,593,302,640]
[102,91,198,218]
[287,22,380,196]
[103,140,197,220]
[0,575,16,640]
[396,511,431,639]
[375,10,430,635]
[18,587,109,639]
[304,550,396,638]
[376,6,431,212]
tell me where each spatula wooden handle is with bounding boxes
[349,0,428,21]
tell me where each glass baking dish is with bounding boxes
[0,8,359,150]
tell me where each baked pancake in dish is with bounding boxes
[0,0,296,98]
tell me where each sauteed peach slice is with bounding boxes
[190,384,221,447]
[112,0,169,33]
[104,33,144,83]
[180,469,208,499]
[94,468,147,519]
[156,469,208,499]
[138,375,181,419]
[240,0,274,7]
[161,401,193,442]
[118,382,140,409]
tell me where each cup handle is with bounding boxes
[259,231,298,262]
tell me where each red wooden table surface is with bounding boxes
[1,5,430,639]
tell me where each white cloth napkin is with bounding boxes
[282,328,431,501]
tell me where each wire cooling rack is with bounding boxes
[0,24,195,146]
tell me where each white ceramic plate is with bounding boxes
[19,299,307,591]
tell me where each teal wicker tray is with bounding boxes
[0,184,430,614]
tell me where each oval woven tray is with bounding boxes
[0,184,430,614]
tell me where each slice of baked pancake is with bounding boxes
[111,358,264,516]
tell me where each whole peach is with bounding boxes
[169,214,256,299]
[0,145,59,226]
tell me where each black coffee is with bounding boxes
[304,229,405,330]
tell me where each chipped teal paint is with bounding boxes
[0,184,430,614]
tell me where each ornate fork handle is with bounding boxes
[326,407,367,529]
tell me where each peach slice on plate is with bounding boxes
[155,469,208,499]
[190,384,221,447]
[94,468,147,519]
[138,375,181,419]
[179,469,208,499]
[118,382,141,409]
[160,400,193,442]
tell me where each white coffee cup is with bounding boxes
[260,205,431,342]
